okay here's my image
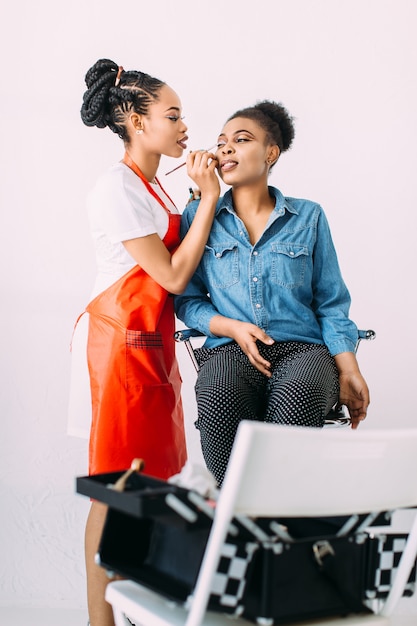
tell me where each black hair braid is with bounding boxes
[81,59,119,128]
[84,58,118,90]
[228,100,295,153]
[80,58,165,142]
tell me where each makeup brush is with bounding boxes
[165,145,217,175]
[111,458,145,492]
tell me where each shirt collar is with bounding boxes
[215,187,299,217]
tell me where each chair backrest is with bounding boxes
[221,422,417,518]
[185,422,417,626]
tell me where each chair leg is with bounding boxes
[112,608,133,626]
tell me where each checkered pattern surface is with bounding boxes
[126,329,163,349]
[209,541,258,610]
[369,534,417,598]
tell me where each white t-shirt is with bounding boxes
[88,161,178,298]
[68,161,178,438]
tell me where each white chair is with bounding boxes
[105,423,417,626]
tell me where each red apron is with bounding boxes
[86,154,187,478]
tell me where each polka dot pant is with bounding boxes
[194,341,339,486]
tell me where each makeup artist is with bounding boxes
[175,100,370,486]
[68,58,219,626]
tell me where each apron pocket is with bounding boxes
[125,330,168,387]
[126,329,163,349]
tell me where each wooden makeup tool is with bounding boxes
[111,458,145,492]
[165,145,217,175]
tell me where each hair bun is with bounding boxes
[84,58,118,89]
[255,101,295,152]
[81,58,119,129]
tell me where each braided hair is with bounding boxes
[227,100,295,160]
[80,58,165,143]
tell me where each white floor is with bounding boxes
[0,608,416,626]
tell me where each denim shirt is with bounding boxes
[175,187,358,355]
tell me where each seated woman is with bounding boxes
[175,101,370,486]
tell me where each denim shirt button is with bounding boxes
[255,303,261,309]
[253,277,258,282]
[253,251,258,256]
[215,253,221,258]
[289,251,295,256]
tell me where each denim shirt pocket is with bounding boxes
[271,243,309,289]
[203,242,239,288]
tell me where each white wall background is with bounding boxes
[1,0,416,613]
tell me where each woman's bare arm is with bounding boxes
[123,150,220,294]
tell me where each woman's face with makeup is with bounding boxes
[138,84,188,158]
[215,117,276,186]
